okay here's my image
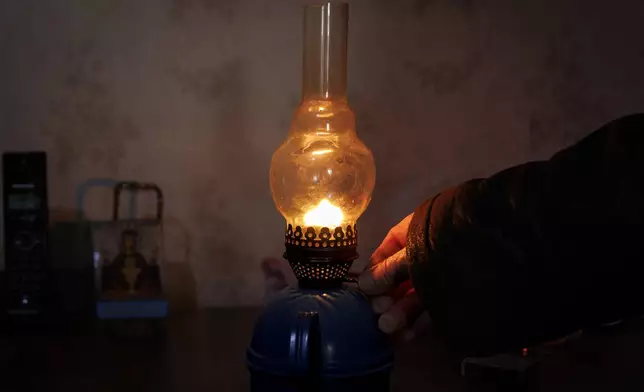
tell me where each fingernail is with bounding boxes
[378,308,405,334]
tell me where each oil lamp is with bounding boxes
[247,3,392,391]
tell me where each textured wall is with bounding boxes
[1,0,643,306]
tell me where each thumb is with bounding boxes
[359,248,410,295]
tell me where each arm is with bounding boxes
[408,114,644,355]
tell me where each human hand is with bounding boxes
[358,214,430,341]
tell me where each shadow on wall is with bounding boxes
[162,215,198,314]
[175,58,265,304]
[517,24,610,156]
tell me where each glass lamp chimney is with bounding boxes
[302,2,348,100]
[270,2,376,286]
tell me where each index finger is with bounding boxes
[370,213,413,265]
[359,248,410,295]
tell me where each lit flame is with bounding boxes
[303,199,343,227]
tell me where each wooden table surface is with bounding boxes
[1,309,644,391]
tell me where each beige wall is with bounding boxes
[1,0,643,305]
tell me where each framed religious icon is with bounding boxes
[93,182,167,321]
[99,227,162,300]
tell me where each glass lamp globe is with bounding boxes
[270,101,375,232]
